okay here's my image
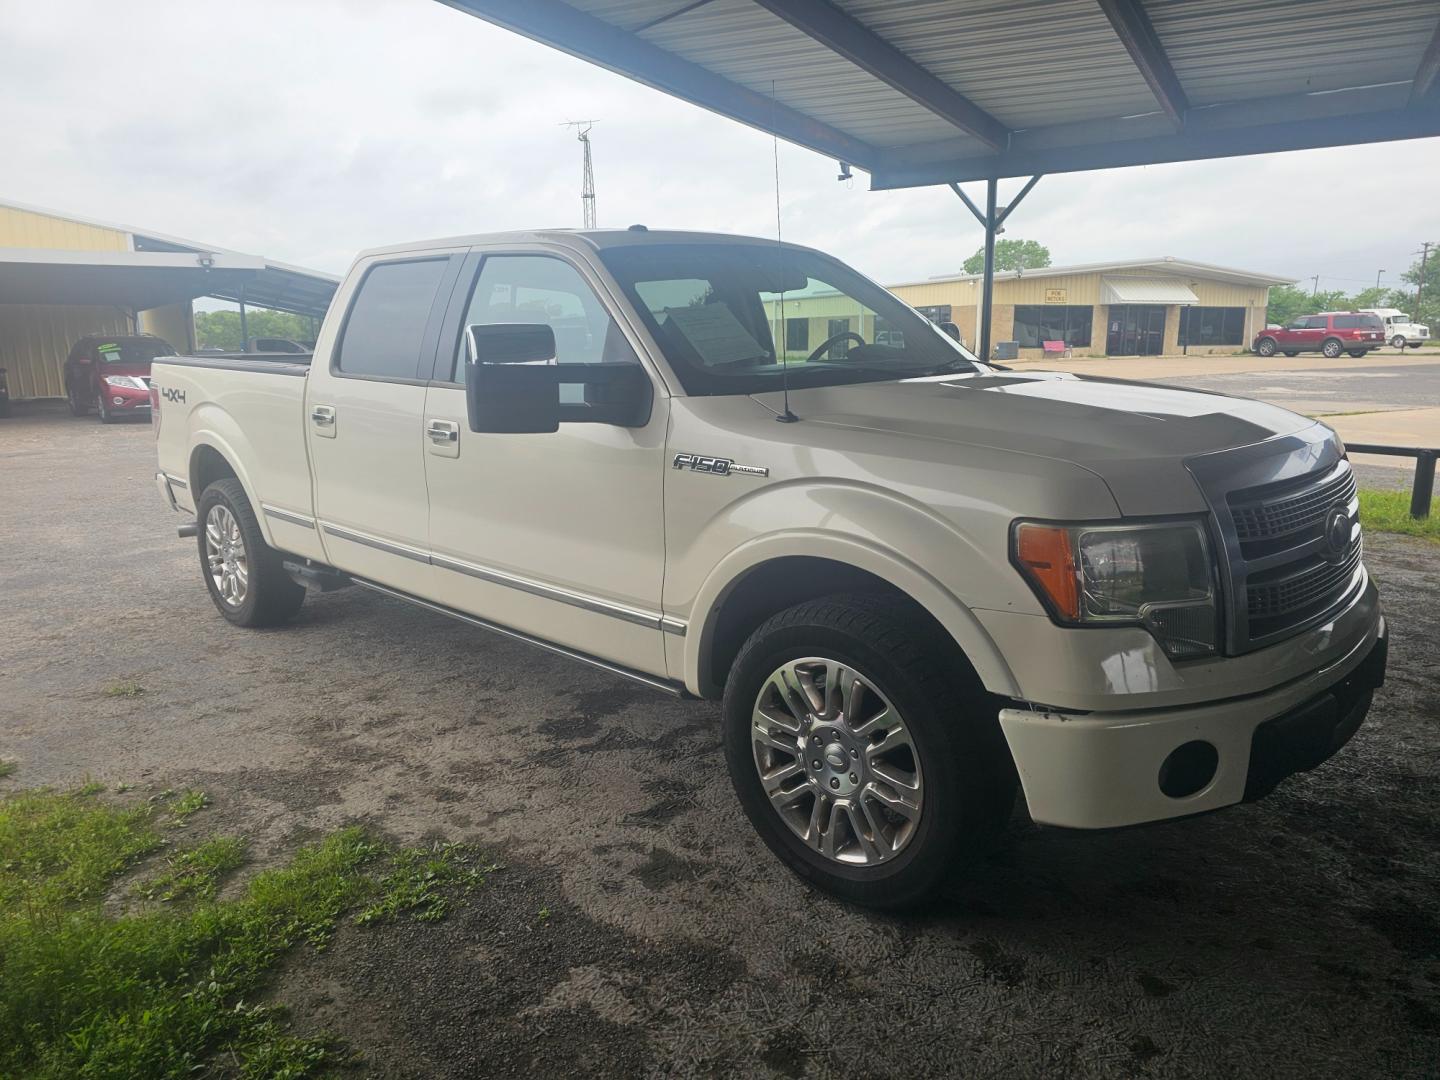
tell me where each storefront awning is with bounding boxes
[1100,277,1200,306]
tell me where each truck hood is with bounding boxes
[751,370,1322,515]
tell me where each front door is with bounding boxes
[421,250,669,676]
[308,252,459,593]
[1105,304,1167,355]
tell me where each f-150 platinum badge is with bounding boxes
[672,453,769,478]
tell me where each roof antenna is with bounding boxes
[770,81,799,423]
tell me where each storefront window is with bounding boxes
[1179,307,1246,346]
[1014,305,1092,348]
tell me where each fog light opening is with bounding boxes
[112,396,125,406]
[1158,740,1218,798]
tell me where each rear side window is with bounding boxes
[1332,315,1358,329]
[337,258,448,379]
[1358,314,1383,330]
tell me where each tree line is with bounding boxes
[1265,249,1436,330]
[194,309,317,351]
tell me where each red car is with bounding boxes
[1252,311,1385,359]
[63,335,176,422]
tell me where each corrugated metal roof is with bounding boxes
[1100,275,1202,304]
[444,0,1440,185]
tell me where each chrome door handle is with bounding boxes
[311,405,335,425]
[426,420,459,443]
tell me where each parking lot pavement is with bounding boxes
[2,408,1438,1079]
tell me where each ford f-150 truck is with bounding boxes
[151,229,1386,908]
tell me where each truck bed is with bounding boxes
[151,355,318,557]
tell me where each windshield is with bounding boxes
[599,243,984,395]
[95,340,175,364]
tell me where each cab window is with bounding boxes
[337,258,449,380]
[451,255,639,397]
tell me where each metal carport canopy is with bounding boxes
[437,0,1440,188]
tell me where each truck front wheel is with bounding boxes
[722,594,1014,909]
[196,477,305,627]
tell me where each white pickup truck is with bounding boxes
[151,229,1386,907]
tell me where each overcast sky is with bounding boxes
[3,0,1437,291]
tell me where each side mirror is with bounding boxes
[464,323,653,434]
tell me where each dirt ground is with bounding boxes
[2,406,1438,1079]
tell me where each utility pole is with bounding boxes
[1310,275,1320,297]
[1376,269,1386,293]
[561,121,598,229]
[1416,241,1433,313]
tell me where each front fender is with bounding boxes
[683,528,1022,700]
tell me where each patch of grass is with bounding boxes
[102,680,144,698]
[0,787,492,1078]
[355,841,496,926]
[0,761,17,780]
[165,788,210,826]
[1360,488,1440,543]
[139,836,247,902]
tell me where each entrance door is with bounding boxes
[1106,305,1167,355]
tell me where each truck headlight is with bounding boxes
[1011,519,1218,659]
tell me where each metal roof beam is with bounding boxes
[871,89,1440,188]
[752,0,1008,151]
[1096,0,1189,128]
[1411,19,1440,105]
[438,0,880,168]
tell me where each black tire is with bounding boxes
[722,593,1015,910]
[1282,351,1299,357]
[97,393,116,424]
[1348,350,1367,358]
[1322,338,1344,359]
[1392,335,1407,350]
[68,383,91,416]
[0,396,10,419]
[1255,337,1277,357]
[196,477,305,628]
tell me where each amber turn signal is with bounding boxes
[1013,523,1081,621]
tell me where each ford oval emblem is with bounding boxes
[1323,505,1351,559]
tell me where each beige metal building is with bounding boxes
[887,258,1293,360]
[0,200,336,400]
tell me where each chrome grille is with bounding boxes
[1230,466,1356,545]
[1224,459,1362,649]
[1247,542,1362,629]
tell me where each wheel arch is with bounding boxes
[686,535,1020,702]
[186,425,276,546]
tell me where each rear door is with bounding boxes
[308,250,463,591]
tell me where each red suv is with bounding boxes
[1253,312,1385,359]
[63,335,176,423]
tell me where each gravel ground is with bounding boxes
[2,406,1437,1079]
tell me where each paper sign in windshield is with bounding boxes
[663,304,767,366]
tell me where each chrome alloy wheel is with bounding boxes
[205,504,249,607]
[751,657,922,866]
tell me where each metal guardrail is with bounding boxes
[1346,444,1437,520]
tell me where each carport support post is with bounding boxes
[949,175,1041,362]
[238,286,248,352]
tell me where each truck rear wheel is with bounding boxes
[721,594,1014,909]
[196,477,305,628]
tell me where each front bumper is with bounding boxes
[998,615,1386,829]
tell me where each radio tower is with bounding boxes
[561,121,598,228]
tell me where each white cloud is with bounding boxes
[2,0,1436,289]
